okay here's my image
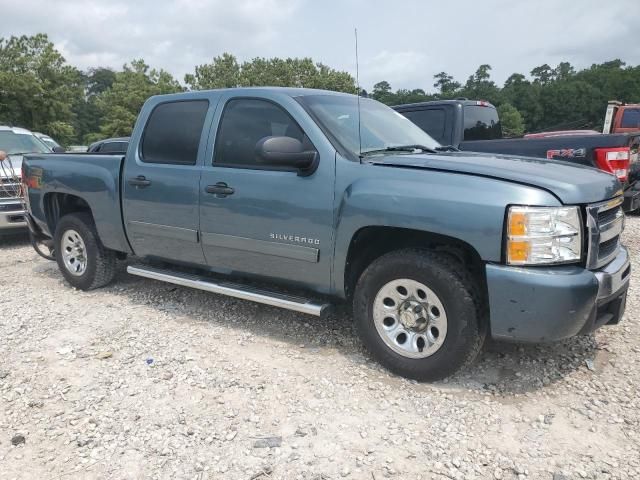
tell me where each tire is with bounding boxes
[353,249,485,381]
[54,212,117,290]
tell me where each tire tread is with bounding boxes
[55,212,117,290]
[353,248,486,381]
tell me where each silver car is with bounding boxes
[0,126,51,232]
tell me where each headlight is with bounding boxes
[506,206,582,265]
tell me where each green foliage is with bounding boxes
[497,103,525,137]
[0,33,83,145]
[185,53,355,93]
[93,59,183,139]
[433,72,461,97]
[2,33,640,144]
[373,60,640,134]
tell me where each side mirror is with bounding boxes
[256,136,318,176]
[52,146,66,153]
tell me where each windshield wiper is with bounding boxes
[361,144,438,156]
[434,145,459,152]
[6,152,33,156]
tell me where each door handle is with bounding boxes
[206,182,235,197]
[128,175,152,187]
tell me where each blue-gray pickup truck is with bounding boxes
[22,88,631,380]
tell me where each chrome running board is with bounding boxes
[127,265,330,317]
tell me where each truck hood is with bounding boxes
[366,151,622,205]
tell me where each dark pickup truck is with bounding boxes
[393,99,640,212]
[22,88,631,381]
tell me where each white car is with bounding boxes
[0,126,52,232]
[33,132,62,150]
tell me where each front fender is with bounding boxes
[331,161,561,296]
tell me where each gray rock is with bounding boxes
[253,436,282,448]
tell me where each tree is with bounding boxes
[502,73,543,131]
[554,62,575,81]
[462,64,500,104]
[92,59,183,139]
[0,33,83,144]
[371,81,392,100]
[184,53,240,89]
[86,67,116,95]
[530,64,554,85]
[185,54,355,93]
[497,103,525,137]
[433,71,461,97]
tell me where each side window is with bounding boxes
[621,109,640,129]
[101,142,128,153]
[401,109,446,143]
[141,100,209,165]
[214,98,311,168]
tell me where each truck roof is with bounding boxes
[152,87,351,102]
[392,99,497,109]
[0,126,34,134]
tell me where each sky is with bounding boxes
[2,0,640,92]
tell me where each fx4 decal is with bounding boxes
[546,148,586,160]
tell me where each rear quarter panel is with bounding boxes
[23,153,131,253]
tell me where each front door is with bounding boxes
[122,98,212,264]
[198,94,335,291]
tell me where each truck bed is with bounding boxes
[22,153,131,253]
[462,133,637,171]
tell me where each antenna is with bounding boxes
[355,28,362,158]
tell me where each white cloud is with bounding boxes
[2,0,639,90]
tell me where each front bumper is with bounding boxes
[486,246,630,342]
[0,200,27,230]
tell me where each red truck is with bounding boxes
[603,101,640,135]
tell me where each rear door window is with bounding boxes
[463,106,502,140]
[401,108,447,144]
[141,100,209,165]
[621,109,640,129]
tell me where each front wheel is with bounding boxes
[353,249,485,381]
[54,213,117,290]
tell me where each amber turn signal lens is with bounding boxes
[507,240,530,263]
[508,212,527,236]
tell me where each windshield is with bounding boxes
[298,95,440,157]
[40,137,60,149]
[0,130,51,154]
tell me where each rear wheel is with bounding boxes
[54,213,117,290]
[353,249,485,381]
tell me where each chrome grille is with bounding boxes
[0,182,21,199]
[0,176,21,199]
[586,197,624,269]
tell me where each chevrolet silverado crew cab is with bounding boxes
[22,88,631,380]
[393,99,640,212]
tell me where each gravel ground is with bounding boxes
[1,217,639,480]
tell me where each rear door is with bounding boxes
[198,93,336,291]
[122,97,214,264]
